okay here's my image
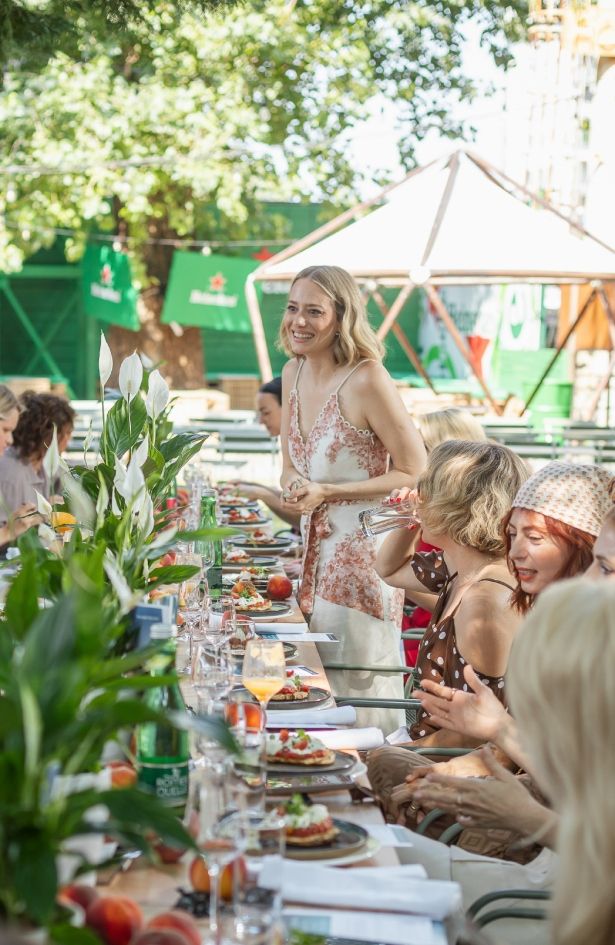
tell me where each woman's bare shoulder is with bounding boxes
[349,360,392,392]
[281,359,301,383]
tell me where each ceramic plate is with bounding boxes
[239,601,293,619]
[230,535,294,552]
[222,555,279,568]
[235,685,330,710]
[266,762,367,797]
[284,819,369,861]
[230,640,297,662]
[224,516,271,527]
[266,750,356,776]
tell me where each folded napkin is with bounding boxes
[266,705,356,728]
[317,726,384,751]
[255,621,305,635]
[260,860,461,920]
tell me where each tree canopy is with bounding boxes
[0,0,527,382]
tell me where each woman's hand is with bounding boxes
[227,482,268,502]
[413,664,507,743]
[411,748,552,838]
[385,486,418,505]
[8,503,43,538]
[282,480,327,513]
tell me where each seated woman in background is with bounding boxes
[402,407,488,666]
[229,377,301,531]
[0,390,75,525]
[0,385,43,545]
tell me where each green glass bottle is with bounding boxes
[200,487,223,596]
[136,623,190,813]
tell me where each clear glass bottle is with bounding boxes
[136,622,190,814]
[358,499,419,538]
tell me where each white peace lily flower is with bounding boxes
[83,422,94,454]
[38,523,58,550]
[96,476,109,524]
[145,369,170,420]
[134,490,155,538]
[61,471,95,529]
[99,332,113,389]
[116,453,145,503]
[140,352,155,370]
[133,433,149,469]
[35,490,53,519]
[118,351,143,403]
[111,489,122,516]
[42,426,60,479]
[103,551,142,614]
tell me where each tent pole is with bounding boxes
[245,274,273,382]
[424,284,502,415]
[585,287,615,420]
[520,288,597,417]
[370,288,436,392]
[375,282,414,341]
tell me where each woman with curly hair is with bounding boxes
[0,390,74,526]
[0,385,45,544]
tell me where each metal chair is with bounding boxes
[467,889,551,928]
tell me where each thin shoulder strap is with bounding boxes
[291,358,306,391]
[449,574,515,617]
[334,359,371,395]
[477,577,516,592]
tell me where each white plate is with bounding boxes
[283,835,381,867]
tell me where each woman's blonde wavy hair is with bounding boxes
[416,407,487,454]
[277,265,384,366]
[418,440,528,554]
[507,578,615,945]
[0,384,18,420]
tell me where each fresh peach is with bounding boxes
[106,761,137,789]
[133,931,187,945]
[58,883,99,911]
[189,854,246,901]
[146,911,200,945]
[86,894,144,945]
[267,574,293,600]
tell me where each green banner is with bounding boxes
[82,244,139,329]
[161,252,259,332]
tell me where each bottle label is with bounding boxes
[138,761,189,809]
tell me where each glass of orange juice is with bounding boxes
[241,639,286,727]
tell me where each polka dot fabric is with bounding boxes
[512,462,613,537]
[409,551,513,739]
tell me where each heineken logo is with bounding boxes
[209,272,226,291]
[189,270,238,309]
[91,262,121,303]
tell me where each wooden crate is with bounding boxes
[218,376,260,410]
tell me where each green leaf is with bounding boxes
[105,396,148,459]
[4,556,40,640]
[147,563,200,585]
[168,710,239,755]
[98,788,197,850]
[12,833,58,925]
[49,922,103,945]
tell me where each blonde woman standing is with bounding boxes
[279,265,426,730]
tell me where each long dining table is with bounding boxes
[103,567,460,943]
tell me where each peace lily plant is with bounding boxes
[0,336,236,937]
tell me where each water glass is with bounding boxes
[225,700,266,814]
[358,498,419,538]
[232,815,286,945]
[192,640,233,712]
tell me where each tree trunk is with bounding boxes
[107,217,206,389]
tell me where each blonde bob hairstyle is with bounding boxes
[0,384,19,419]
[418,440,528,555]
[507,578,615,945]
[416,407,487,454]
[277,265,384,366]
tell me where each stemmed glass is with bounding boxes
[241,640,286,730]
[190,772,247,945]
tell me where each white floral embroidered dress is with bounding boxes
[288,359,405,731]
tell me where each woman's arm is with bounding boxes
[285,363,426,511]
[374,525,439,611]
[238,484,301,528]
[279,360,307,495]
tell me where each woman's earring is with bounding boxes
[335,331,340,338]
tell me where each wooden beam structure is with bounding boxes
[370,288,436,393]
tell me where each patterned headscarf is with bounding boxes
[512,462,614,537]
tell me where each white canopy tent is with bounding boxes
[246,150,615,413]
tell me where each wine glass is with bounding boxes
[192,640,233,714]
[241,640,286,727]
[192,773,247,945]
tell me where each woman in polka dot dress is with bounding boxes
[370,439,528,750]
